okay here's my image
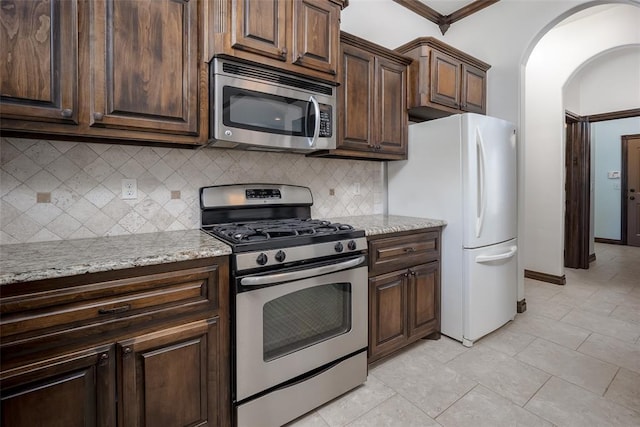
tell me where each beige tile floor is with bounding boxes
[287,243,640,427]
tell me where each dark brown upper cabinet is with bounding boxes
[0,0,208,147]
[89,0,200,135]
[0,0,79,125]
[210,0,345,84]
[310,32,412,161]
[395,37,490,121]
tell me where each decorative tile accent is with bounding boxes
[0,137,385,244]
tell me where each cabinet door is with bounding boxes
[90,0,199,134]
[339,43,374,152]
[0,0,78,124]
[407,262,440,339]
[1,345,115,427]
[429,49,461,110]
[231,0,287,61]
[118,318,220,427]
[375,56,407,156]
[368,272,408,362]
[461,62,487,114]
[292,0,340,75]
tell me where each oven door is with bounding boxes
[234,255,367,402]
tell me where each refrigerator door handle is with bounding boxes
[475,246,518,263]
[476,128,487,238]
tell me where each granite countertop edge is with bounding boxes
[0,229,232,286]
[0,215,445,285]
[328,214,447,236]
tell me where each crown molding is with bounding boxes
[393,0,499,35]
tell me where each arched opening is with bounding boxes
[519,2,640,294]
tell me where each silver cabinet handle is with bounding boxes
[61,109,73,118]
[241,256,366,287]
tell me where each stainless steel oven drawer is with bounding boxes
[236,350,367,427]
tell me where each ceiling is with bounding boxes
[393,0,501,34]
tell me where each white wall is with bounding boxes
[565,46,640,115]
[524,4,640,281]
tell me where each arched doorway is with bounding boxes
[520,2,640,291]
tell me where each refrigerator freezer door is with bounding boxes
[462,238,517,346]
[462,114,517,248]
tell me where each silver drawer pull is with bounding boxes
[98,304,131,315]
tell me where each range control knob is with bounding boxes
[347,240,357,251]
[334,242,344,253]
[275,250,286,262]
[256,253,268,265]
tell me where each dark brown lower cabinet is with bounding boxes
[1,345,115,427]
[369,271,408,358]
[407,262,440,339]
[367,228,442,363]
[118,319,219,427]
[0,257,230,427]
[369,262,440,362]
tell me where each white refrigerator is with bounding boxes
[388,113,517,347]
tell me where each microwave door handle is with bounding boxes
[240,256,366,287]
[307,95,320,148]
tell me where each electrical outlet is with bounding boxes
[121,179,137,200]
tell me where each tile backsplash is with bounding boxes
[0,137,384,245]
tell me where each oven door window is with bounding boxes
[263,282,351,361]
[223,87,316,137]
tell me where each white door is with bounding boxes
[463,238,517,345]
[462,114,517,248]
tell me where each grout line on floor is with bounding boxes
[432,381,480,421]
[601,367,621,397]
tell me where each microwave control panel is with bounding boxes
[318,106,332,137]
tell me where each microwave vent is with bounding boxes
[222,62,333,96]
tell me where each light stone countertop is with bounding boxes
[0,230,231,286]
[327,214,447,236]
[0,215,445,286]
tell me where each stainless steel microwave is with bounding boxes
[208,58,336,152]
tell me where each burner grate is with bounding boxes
[207,218,355,244]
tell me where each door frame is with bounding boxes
[563,108,640,267]
[564,111,590,269]
[621,133,640,245]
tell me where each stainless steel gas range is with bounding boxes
[200,184,368,427]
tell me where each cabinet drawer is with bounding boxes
[0,265,219,340]
[369,231,439,276]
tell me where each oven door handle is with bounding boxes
[240,255,366,287]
